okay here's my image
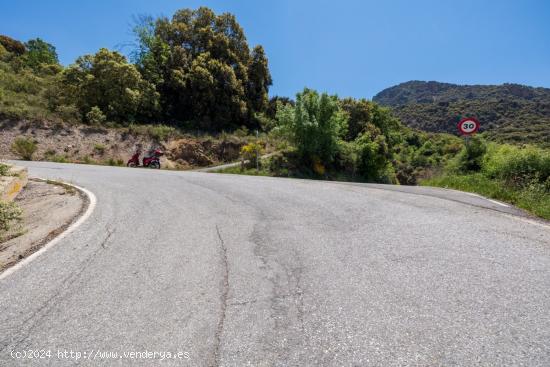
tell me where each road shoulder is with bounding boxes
[0,179,88,273]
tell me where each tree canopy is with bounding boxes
[24,38,59,69]
[275,88,347,164]
[0,35,25,55]
[133,7,272,129]
[62,48,159,122]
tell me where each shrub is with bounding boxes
[336,141,359,177]
[149,125,177,141]
[517,181,550,218]
[240,142,263,168]
[275,88,347,165]
[94,143,106,155]
[425,141,550,220]
[265,151,295,177]
[81,155,94,164]
[11,136,38,160]
[451,135,487,172]
[86,106,106,124]
[353,126,394,182]
[24,38,59,70]
[422,173,550,220]
[233,126,250,137]
[51,155,68,163]
[127,124,178,141]
[0,35,26,55]
[0,163,10,176]
[395,163,417,185]
[0,201,22,233]
[56,104,80,122]
[483,144,550,185]
[106,158,124,166]
[255,112,275,132]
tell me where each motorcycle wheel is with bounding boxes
[127,161,137,167]
[150,161,160,169]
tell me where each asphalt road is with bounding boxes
[1,161,549,366]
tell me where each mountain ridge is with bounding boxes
[373,81,550,147]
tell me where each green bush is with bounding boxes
[422,173,550,220]
[11,136,38,160]
[81,155,94,164]
[127,124,178,141]
[0,201,22,233]
[354,130,393,182]
[148,125,177,141]
[275,88,347,165]
[63,48,159,122]
[265,151,293,177]
[483,144,550,185]
[106,158,124,166]
[448,135,487,172]
[240,142,263,168]
[424,139,550,220]
[24,38,59,70]
[56,104,80,122]
[94,143,106,155]
[86,106,106,124]
[0,163,10,176]
[517,181,550,219]
[233,126,250,137]
[51,155,68,163]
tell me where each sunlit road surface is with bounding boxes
[1,161,549,366]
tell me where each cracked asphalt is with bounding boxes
[1,161,549,366]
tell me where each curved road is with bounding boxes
[1,161,549,366]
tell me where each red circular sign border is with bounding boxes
[457,117,480,135]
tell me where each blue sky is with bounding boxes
[1,0,549,98]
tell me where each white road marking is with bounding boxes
[0,181,97,281]
[463,191,509,207]
[486,198,510,207]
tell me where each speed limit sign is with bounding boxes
[457,117,480,135]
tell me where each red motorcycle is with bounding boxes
[127,149,163,169]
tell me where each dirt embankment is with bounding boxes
[0,120,246,169]
[165,137,242,168]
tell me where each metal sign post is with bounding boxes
[256,129,259,171]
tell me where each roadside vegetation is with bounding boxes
[223,87,463,185]
[219,88,550,220]
[0,163,9,176]
[423,139,550,219]
[0,201,22,239]
[11,136,37,160]
[0,163,23,241]
[1,7,549,220]
[0,7,271,131]
[0,7,274,167]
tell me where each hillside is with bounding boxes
[0,120,264,170]
[373,81,550,147]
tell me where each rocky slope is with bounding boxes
[0,120,247,169]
